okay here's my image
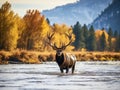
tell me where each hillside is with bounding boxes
[91,0,120,32]
[42,0,112,25]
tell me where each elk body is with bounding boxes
[47,33,76,73]
[55,50,76,73]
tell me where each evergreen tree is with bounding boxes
[113,30,119,51]
[88,25,97,51]
[101,27,105,31]
[46,18,50,25]
[82,24,89,39]
[79,28,86,49]
[82,24,89,49]
[115,33,120,52]
[108,28,113,36]
[108,28,113,51]
[114,30,118,37]
[0,2,19,51]
[117,33,120,52]
[100,32,107,51]
[73,21,81,50]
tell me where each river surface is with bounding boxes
[0,61,120,90]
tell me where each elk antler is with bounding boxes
[46,32,57,50]
[61,33,73,50]
[46,31,73,50]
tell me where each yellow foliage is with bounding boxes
[65,46,75,51]
[112,37,116,43]
[111,37,116,51]
[0,2,19,51]
[81,48,86,52]
[48,24,75,50]
[21,10,50,50]
[95,30,109,42]
[95,30,110,51]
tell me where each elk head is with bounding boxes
[46,32,73,56]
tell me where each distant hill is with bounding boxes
[91,0,120,32]
[42,0,112,26]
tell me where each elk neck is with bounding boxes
[55,51,64,66]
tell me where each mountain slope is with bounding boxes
[91,0,120,32]
[42,0,112,25]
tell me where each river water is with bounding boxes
[0,61,120,90]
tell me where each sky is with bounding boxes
[0,0,78,17]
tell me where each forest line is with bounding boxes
[0,2,120,52]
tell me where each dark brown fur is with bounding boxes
[56,53,76,73]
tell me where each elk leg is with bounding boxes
[66,67,69,73]
[60,68,63,73]
[72,64,75,74]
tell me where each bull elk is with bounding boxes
[47,32,76,74]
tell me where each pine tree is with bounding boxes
[0,2,19,51]
[115,33,120,52]
[118,34,120,51]
[113,30,119,51]
[82,24,89,49]
[73,21,81,50]
[46,18,50,25]
[100,32,107,51]
[114,30,118,37]
[88,25,96,51]
[79,28,85,49]
[108,28,113,51]
[108,28,113,36]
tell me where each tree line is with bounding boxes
[0,2,120,52]
[72,21,120,52]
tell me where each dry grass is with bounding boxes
[72,51,120,61]
[0,50,120,64]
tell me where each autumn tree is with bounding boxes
[20,10,50,50]
[0,2,19,51]
[17,17,26,49]
[95,30,109,51]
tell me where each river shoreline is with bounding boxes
[0,50,120,64]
